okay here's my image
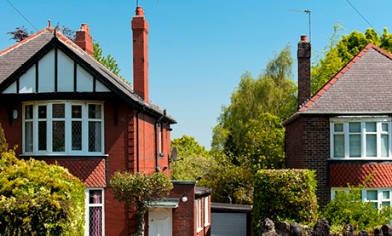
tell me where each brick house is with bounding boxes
[284,35,392,208]
[0,6,211,236]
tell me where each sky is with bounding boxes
[0,0,391,149]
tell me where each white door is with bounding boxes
[148,208,172,236]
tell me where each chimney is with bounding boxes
[75,24,93,56]
[297,35,311,108]
[132,6,149,102]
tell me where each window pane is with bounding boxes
[38,105,46,119]
[366,122,376,132]
[53,121,65,152]
[38,121,47,151]
[382,134,389,157]
[383,123,389,132]
[25,105,33,119]
[367,190,378,200]
[383,191,390,200]
[89,190,102,204]
[366,134,377,157]
[72,105,82,118]
[382,202,390,207]
[334,135,344,157]
[89,207,102,236]
[89,121,102,152]
[25,122,33,152]
[349,122,361,132]
[349,135,361,157]
[334,123,343,132]
[72,121,82,150]
[52,104,65,118]
[89,104,101,119]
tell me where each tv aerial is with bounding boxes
[290,9,311,42]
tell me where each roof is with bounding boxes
[0,27,175,123]
[284,44,392,125]
[211,202,252,213]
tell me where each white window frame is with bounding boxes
[204,196,209,226]
[85,188,105,236]
[330,117,391,159]
[331,188,392,210]
[196,199,202,232]
[22,101,104,155]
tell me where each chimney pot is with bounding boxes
[300,35,308,42]
[136,6,145,16]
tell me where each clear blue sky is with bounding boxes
[1,0,391,149]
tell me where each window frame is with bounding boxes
[204,196,210,227]
[85,188,105,236]
[22,101,104,155]
[196,198,202,232]
[330,117,391,159]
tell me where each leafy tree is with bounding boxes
[0,125,85,235]
[7,26,31,42]
[93,41,122,77]
[311,24,392,94]
[212,45,296,169]
[110,171,173,236]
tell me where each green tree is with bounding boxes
[212,45,296,169]
[110,171,173,236]
[311,25,392,94]
[0,125,85,235]
[93,41,122,77]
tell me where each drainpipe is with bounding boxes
[155,109,166,172]
[136,107,145,173]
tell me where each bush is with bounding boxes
[253,169,318,235]
[0,141,85,235]
[322,185,392,231]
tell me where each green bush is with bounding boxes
[253,169,318,235]
[322,185,392,231]
[0,150,85,235]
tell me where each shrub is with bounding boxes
[322,185,392,231]
[253,169,318,235]
[0,125,85,235]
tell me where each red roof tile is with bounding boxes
[39,157,106,188]
[330,162,392,188]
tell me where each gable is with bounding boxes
[2,48,110,94]
[299,45,392,114]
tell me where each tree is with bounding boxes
[212,45,296,169]
[0,125,85,235]
[311,25,392,94]
[110,171,173,236]
[7,26,31,42]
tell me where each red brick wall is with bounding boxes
[285,115,330,207]
[170,183,196,236]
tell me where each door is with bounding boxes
[148,208,172,236]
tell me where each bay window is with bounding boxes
[331,188,392,209]
[23,101,104,154]
[331,117,390,158]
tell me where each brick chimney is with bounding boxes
[132,6,149,102]
[75,24,93,56]
[297,35,311,108]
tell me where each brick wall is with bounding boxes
[286,115,331,207]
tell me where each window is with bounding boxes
[23,101,104,154]
[331,117,390,158]
[331,188,392,209]
[204,196,209,226]
[85,189,104,236]
[196,199,202,232]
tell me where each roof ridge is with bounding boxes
[0,27,54,56]
[298,43,386,112]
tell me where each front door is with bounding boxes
[148,208,172,236]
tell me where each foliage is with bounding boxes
[7,26,32,42]
[110,171,173,236]
[322,185,392,231]
[311,24,392,94]
[211,45,296,169]
[252,169,318,236]
[0,126,85,235]
[93,41,123,79]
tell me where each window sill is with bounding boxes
[20,153,108,157]
[329,157,392,160]
[197,227,203,233]
[204,223,210,227]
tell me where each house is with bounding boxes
[284,35,392,208]
[0,6,211,236]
